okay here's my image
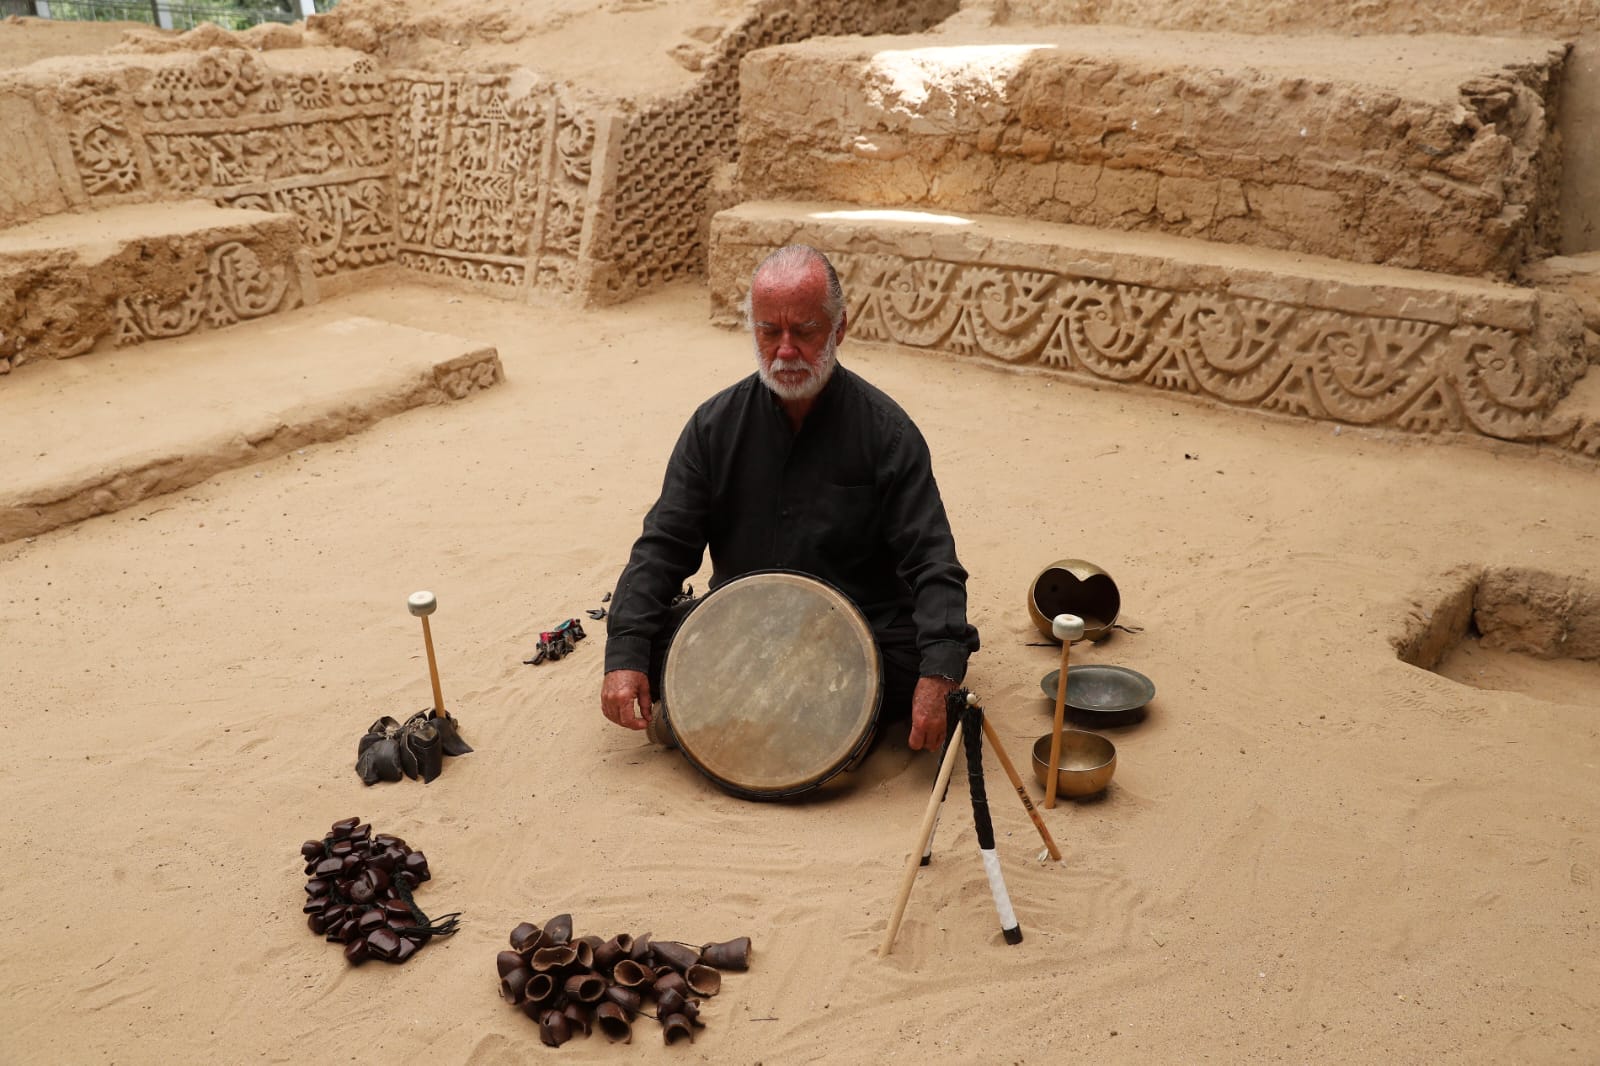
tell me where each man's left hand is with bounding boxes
[907,675,959,752]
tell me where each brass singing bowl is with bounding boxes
[1040,664,1156,715]
[1032,731,1117,798]
[1027,559,1121,643]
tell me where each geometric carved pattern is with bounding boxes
[0,229,301,374]
[830,250,1594,455]
[390,72,588,294]
[114,240,292,344]
[61,78,145,197]
[40,4,952,301]
[55,53,397,278]
[601,0,942,303]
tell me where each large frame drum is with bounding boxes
[662,571,881,800]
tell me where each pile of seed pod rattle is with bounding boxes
[300,816,460,965]
[495,914,751,1046]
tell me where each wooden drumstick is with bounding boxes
[1044,613,1085,810]
[980,716,1061,861]
[408,590,447,717]
[879,719,967,958]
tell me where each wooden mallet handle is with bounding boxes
[980,716,1061,861]
[1045,613,1084,810]
[408,590,447,716]
[879,719,967,958]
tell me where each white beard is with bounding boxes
[755,332,838,402]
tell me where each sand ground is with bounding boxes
[1,275,1596,1063]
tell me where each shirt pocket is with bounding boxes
[810,482,881,568]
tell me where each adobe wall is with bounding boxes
[0,47,398,275]
[708,203,1600,460]
[0,0,960,309]
[0,203,314,373]
[955,3,1600,256]
[0,87,71,225]
[736,28,1570,279]
[384,0,959,304]
[967,0,1600,38]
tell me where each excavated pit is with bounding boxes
[1395,566,1600,703]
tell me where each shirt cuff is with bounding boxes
[918,640,970,683]
[604,635,653,674]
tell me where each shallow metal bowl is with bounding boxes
[1031,730,1117,798]
[1041,664,1156,715]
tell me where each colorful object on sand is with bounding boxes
[524,618,587,665]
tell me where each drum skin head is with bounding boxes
[663,572,881,800]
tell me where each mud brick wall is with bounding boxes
[736,30,1569,279]
[0,206,314,373]
[0,1,960,307]
[973,0,1600,38]
[590,0,959,304]
[387,0,959,304]
[389,72,596,294]
[0,49,400,276]
[709,204,1600,458]
[0,87,72,226]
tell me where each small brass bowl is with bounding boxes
[1032,731,1116,798]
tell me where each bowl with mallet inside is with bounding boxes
[1031,730,1117,798]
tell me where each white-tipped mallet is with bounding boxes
[1045,613,1085,809]
[408,590,447,717]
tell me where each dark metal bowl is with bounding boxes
[1040,664,1156,715]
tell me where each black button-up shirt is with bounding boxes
[606,364,979,679]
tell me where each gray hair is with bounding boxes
[740,244,845,329]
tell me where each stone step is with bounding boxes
[0,200,316,375]
[0,311,502,544]
[709,200,1599,460]
[736,26,1569,279]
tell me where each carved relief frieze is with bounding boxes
[114,239,295,345]
[389,71,597,297]
[135,51,270,122]
[397,249,524,289]
[821,250,1587,454]
[433,78,543,260]
[221,178,397,275]
[0,234,299,372]
[60,78,145,198]
[145,115,392,195]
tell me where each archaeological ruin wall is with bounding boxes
[2,48,395,269]
[0,0,958,371]
[381,0,958,303]
[950,0,1600,257]
[0,48,388,372]
[736,30,1570,280]
[963,0,1600,38]
[709,206,1600,460]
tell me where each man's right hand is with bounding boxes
[601,669,653,730]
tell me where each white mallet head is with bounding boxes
[408,590,437,617]
[1052,613,1085,643]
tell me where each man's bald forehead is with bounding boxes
[747,244,845,327]
[752,253,827,295]
[748,260,825,305]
